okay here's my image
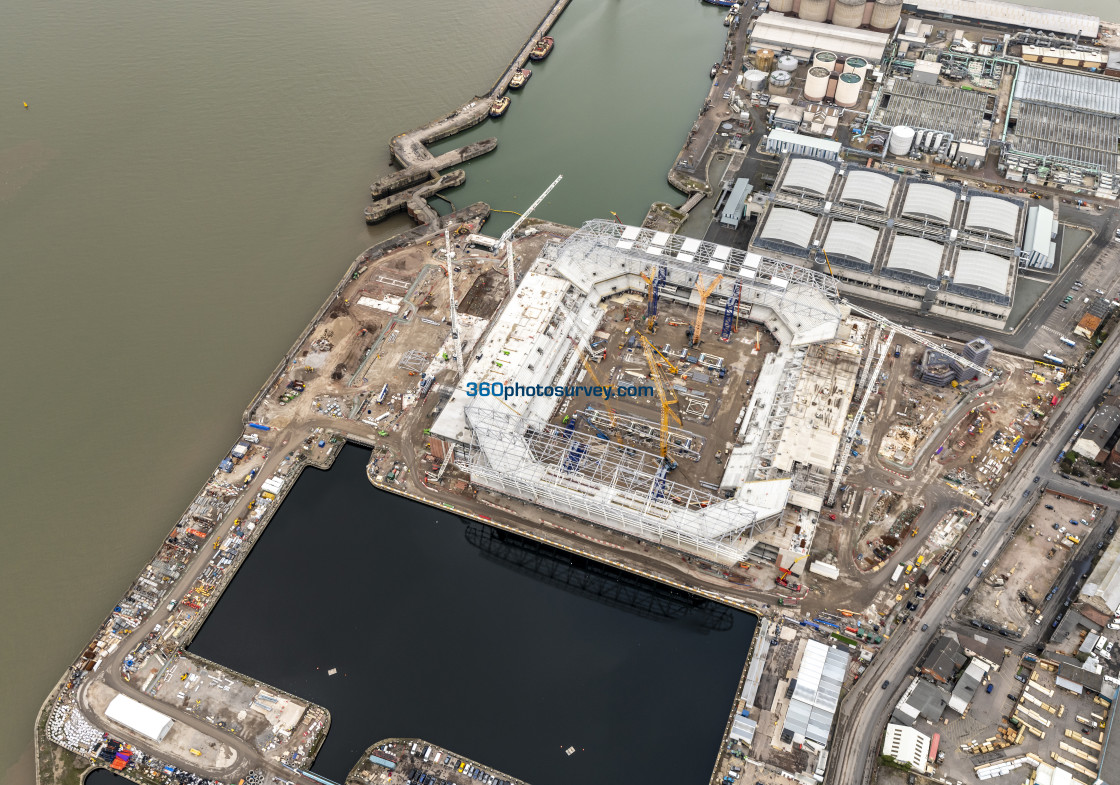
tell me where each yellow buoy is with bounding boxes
[24,102,29,109]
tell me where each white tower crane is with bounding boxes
[495,174,563,295]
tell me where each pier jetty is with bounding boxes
[364,0,571,225]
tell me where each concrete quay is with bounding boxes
[347,739,531,785]
[365,0,570,223]
[365,170,467,225]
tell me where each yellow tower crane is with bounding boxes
[640,270,657,331]
[639,333,681,467]
[566,337,621,439]
[691,274,723,347]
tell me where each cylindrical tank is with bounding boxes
[813,51,838,71]
[769,69,792,94]
[870,0,904,31]
[745,69,769,91]
[844,56,869,76]
[769,0,794,11]
[777,54,800,72]
[799,0,830,23]
[835,72,863,107]
[832,0,867,28]
[888,126,915,155]
[804,66,830,101]
[756,49,775,72]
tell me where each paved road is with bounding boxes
[826,324,1120,784]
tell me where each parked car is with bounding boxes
[921,624,929,631]
[881,680,890,689]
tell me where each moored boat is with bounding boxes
[489,96,511,117]
[510,68,532,89]
[710,63,719,78]
[529,36,554,61]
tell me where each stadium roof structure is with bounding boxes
[438,221,847,566]
[953,250,1012,295]
[783,640,850,746]
[901,182,957,224]
[823,221,880,267]
[884,235,945,280]
[782,158,837,197]
[965,196,1021,238]
[759,207,818,250]
[839,169,896,211]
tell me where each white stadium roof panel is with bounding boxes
[760,208,818,249]
[885,235,944,279]
[782,158,837,196]
[680,237,702,253]
[839,170,895,210]
[620,226,641,241]
[965,196,1020,237]
[824,221,880,264]
[901,183,956,224]
[954,250,1012,294]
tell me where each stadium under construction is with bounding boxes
[430,221,885,568]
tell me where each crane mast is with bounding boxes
[639,333,681,467]
[691,274,723,347]
[444,230,465,377]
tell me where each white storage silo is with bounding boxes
[835,72,863,107]
[888,126,916,156]
[870,0,904,31]
[813,51,839,71]
[745,70,769,91]
[799,0,830,23]
[844,56,869,76]
[804,66,831,101]
[832,0,867,28]
[769,70,792,94]
[777,54,800,72]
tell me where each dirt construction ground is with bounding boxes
[964,492,1098,633]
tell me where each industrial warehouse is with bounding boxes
[749,156,1036,327]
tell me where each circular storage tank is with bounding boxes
[769,69,792,94]
[756,48,775,72]
[776,54,800,72]
[813,51,839,72]
[804,66,831,102]
[835,72,863,107]
[844,56,869,76]
[870,0,904,31]
[799,0,829,23]
[744,69,769,91]
[832,0,867,29]
[888,125,916,156]
[769,0,794,11]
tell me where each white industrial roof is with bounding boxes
[1082,533,1120,613]
[783,640,850,746]
[901,183,956,224]
[965,196,1020,237]
[782,158,837,197]
[839,170,895,210]
[910,0,1099,37]
[750,12,891,62]
[767,127,843,155]
[760,207,818,249]
[105,694,174,742]
[885,235,944,280]
[883,724,932,770]
[824,221,880,264]
[954,250,1011,294]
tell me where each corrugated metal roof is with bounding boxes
[954,250,1011,295]
[901,183,956,224]
[910,0,1099,38]
[840,170,895,210]
[964,196,1020,238]
[885,235,944,280]
[824,221,880,264]
[783,158,837,196]
[783,640,850,746]
[750,12,890,62]
[760,207,818,249]
[1024,205,1055,257]
[1014,65,1120,116]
